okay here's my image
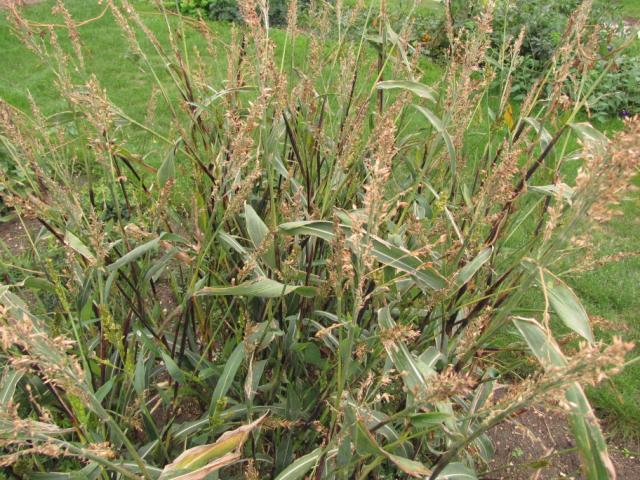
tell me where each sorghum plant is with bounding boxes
[0,0,637,478]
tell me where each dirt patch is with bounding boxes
[486,402,640,479]
[0,218,40,256]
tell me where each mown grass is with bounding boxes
[615,0,640,18]
[576,173,640,442]
[1,0,639,446]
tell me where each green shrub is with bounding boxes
[177,0,293,25]
[0,1,637,478]
[587,54,640,120]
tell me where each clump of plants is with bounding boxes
[176,0,295,25]
[412,0,640,120]
[0,0,638,478]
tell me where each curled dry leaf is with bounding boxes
[159,413,268,480]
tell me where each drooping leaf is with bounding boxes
[455,247,493,288]
[244,203,269,249]
[244,203,276,267]
[354,420,429,477]
[159,414,267,480]
[569,122,608,154]
[522,117,553,150]
[134,351,147,395]
[0,369,24,406]
[386,453,431,477]
[410,412,453,429]
[378,307,427,393]
[279,221,446,290]
[278,220,335,242]
[376,80,436,102]
[209,343,245,414]
[438,462,478,479]
[157,149,176,187]
[529,184,575,201]
[94,378,115,403]
[194,278,316,298]
[244,358,267,401]
[274,448,323,480]
[543,271,594,343]
[354,421,382,457]
[106,234,167,272]
[64,231,96,263]
[29,463,101,480]
[513,317,615,479]
[161,352,186,385]
[414,105,457,177]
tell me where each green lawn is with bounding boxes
[616,0,640,18]
[0,1,235,134]
[1,0,639,444]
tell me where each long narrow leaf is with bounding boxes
[279,221,446,290]
[195,278,316,298]
[513,317,615,479]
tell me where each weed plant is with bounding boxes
[0,0,638,478]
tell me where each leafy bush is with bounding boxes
[178,0,292,25]
[412,0,640,120]
[497,0,581,60]
[0,1,638,479]
[587,54,640,120]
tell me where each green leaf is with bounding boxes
[386,453,431,477]
[244,203,276,268]
[410,412,452,429]
[0,368,24,405]
[194,278,316,298]
[278,220,335,242]
[107,235,166,272]
[414,105,457,177]
[438,462,477,479]
[64,231,96,263]
[543,272,594,343]
[377,80,436,102]
[279,221,446,290]
[94,378,115,403]
[209,343,245,414]
[134,351,147,395]
[521,117,553,150]
[378,307,427,393]
[162,352,186,384]
[569,122,608,154]
[274,448,323,480]
[529,184,575,201]
[455,247,492,288]
[513,317,615,479]
[244,203,269,248]
[160,414,267,480]
[157,150,176,187]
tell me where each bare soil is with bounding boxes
[0,217,40,257]
[486,401,640,479]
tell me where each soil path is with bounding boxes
[486,401,640,479]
